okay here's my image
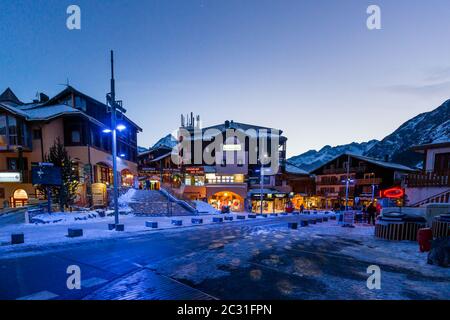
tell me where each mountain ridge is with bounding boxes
[289,99,450,171]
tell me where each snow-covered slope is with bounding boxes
[289,100,450,171]
[365,100,450,167]
[150,134,178,150]
[288,140,378,172]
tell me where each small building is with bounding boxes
[0,86,142,209]
[310,153,415,209]
[283,162,316,209]
[405,141,450,206]
[137,134,181,190]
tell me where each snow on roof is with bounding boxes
[345,153,416,172]
[285,162,310,175]
[0,102,107,128]
[311,152,415,173]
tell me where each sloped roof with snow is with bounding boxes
[285,162,310,175]
[0,87,141,130]
[311,152,416,174]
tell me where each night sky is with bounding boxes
[2,0,450,156]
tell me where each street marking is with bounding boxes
[82,277,108,288]
[17,290,58,300]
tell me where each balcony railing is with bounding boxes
[405,172,450,188]
[355,178,382,185]
[322,166,367,174]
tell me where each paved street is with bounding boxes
[0,215,449,300]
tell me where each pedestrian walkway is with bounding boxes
[83,269,215,300]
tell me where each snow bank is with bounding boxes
[30,211,100,224]
[118,188,137,207]
[194,200,220,214]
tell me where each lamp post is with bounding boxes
[259,153,268,215]
[344,154,351,211]
[105,50,127,228]
[370,172,376,203]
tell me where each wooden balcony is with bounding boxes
[406,172,450,188]
[322,166,367,174]
[355,178,382,185]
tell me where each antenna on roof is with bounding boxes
[57,78,70,88]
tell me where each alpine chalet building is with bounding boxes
[0,87,141,208]
[168,115,310,213]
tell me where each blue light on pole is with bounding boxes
[102,125,126,134]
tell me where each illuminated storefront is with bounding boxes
[209,191,243,211]
[249,190,288,214]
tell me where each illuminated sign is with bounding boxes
[223,144,242,151]
[185,167,204,175]
[0,172,22,183]
[92,183,107,207]
[380,187,404,199]
[31,165,62,186]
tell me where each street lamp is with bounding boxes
[259,153,268,215]
[104,50,127,229]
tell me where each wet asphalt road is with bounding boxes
[0,215,448,300]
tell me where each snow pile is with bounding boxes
[30,211,100,224]
[193,201,220,214]
[118,188,137,207]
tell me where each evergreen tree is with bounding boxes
[44,138,79,212]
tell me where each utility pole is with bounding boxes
[345,153,350,211]
[260,164,264,215]
[106,50,127,227]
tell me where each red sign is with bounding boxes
[185,167,204,175]
[380,187,404,199]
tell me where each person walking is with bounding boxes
[367,202,377,225]
[300,204,304,214]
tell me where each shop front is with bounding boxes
[208,191,244,212]
[249,189,289,214]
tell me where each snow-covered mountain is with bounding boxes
[289,99,450,171]
[149,134,178,150]
[365,100,450,167]
[289,140,378,172]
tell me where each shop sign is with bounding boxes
[31,166,62,186]
[0,172,22,183]
[380,187,404,199]
[92,183,107,207]
[185,167,204,175]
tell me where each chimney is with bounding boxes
[224,120,230,128]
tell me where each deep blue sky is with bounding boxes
[2,0,450,156]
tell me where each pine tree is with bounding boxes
[44,138,79,212]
